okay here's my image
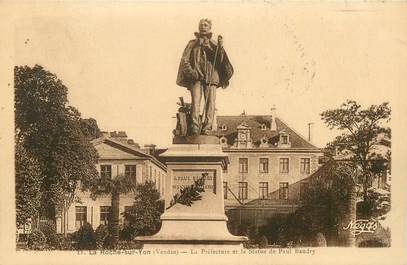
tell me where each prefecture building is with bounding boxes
[213,110,323,228]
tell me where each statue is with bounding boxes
[176,18,233,136]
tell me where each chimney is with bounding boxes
[270,105,277,131]
[127,139,141,148]
[308,122,314,142]
[109,130,128,143]
[143,144,156,156]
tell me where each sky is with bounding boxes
[12,2,406,148]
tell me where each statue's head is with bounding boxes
[198,18,212,35]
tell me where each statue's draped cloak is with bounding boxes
[176,37,234,89]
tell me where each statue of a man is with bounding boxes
[176,18,233,135]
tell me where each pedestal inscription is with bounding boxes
[172,169,216,195]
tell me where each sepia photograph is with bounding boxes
[0,1,406,265]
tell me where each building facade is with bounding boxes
[57,111,324,233]
[214,112,323,227]
[57,132,167,234]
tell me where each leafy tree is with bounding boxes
[320,100,391,199]
[122,181,164,238]
[14,65,99,221]
[80,118,102,140]
[15,141,42,227]
[258,161,360,247]
[298,161,360,246]
[88,174,137,248]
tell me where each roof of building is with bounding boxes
[215,115,319,149]
[92,136,167,171]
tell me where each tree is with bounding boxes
[320,100,391,199]
[15,65,99,221]
[122,181,164,238]
[15,141,42,227]
[80,118,102,140]
[289,161,360,246]
[88,174,137,248]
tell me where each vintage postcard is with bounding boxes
[0,1,406,265]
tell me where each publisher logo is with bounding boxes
[343,219,378,235]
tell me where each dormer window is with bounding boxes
[221,124,228,131]
[261,124,267,130]
[236,122,252,149]
[278,130,291,147]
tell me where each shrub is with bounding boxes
[39,220,60,249]
[56,234,74,250]
[95,224,110,249]
[359,239,386,247]
[74,222,96,250]
[115,240,142,250]
[314,232,327,247]
[258,235,268,248]
[121,182,164,237]
[119,225,136,241]
[258,215,288,245]
[27,229,47,250]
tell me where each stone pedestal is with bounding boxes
[136,136,247,249]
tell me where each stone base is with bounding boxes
[136,142,247,249]
[135,199,247,249]
[173,135,219,144]
[136,219,246,249]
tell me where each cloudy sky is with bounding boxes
[12,2,406,148]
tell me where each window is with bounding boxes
[75,206,87,229]
[281,135,289,144]
[223,181,228,199]
[279,182,289,200]
[125,165,137,178]
[100,206,111,226]
[300,158,311,174]
[221,124,227,131]
[238,182,248,200]
[100,165,112,179]
[279,158,289,173]
[261,124,267,130]
[300,182,309,200]
[259,158,269,173]
[259,182,268,199]
[239,158,248,173]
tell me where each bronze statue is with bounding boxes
[176,18,233,136]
